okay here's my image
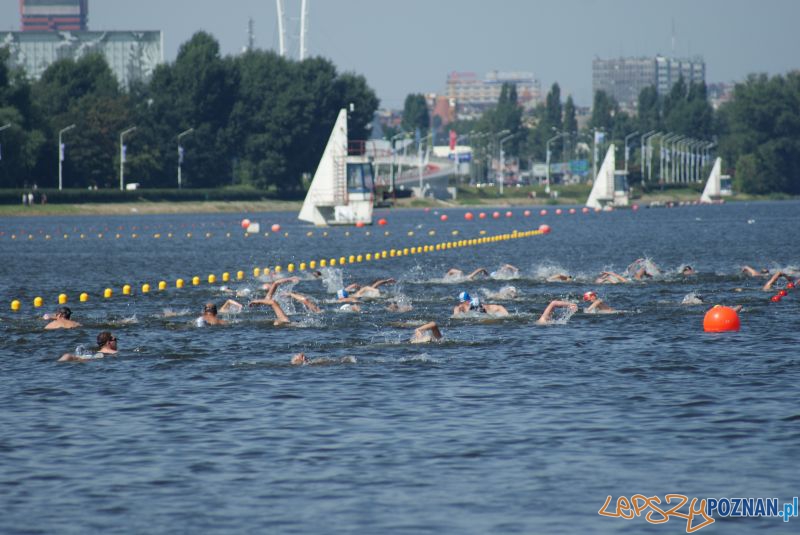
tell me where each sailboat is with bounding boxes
[700,157,731,203]
[298,109,374,226]
[585,144,629,209]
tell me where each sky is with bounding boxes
[2,0,799,108]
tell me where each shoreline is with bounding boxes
[0,193,793,218]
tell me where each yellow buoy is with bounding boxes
[237,271,244,280]
[253,268,261,277]
[299,262,307,271]
[356,255,362,262]
[58,293,68,304]
[349,255,356,264]
[408,231,414,236]
[309,261,317,269]
[287,264,295,273]
[222,272,230,282]
[330,258,337,267]
[192,276,200,286]
[274,266,282,273]
[176,279,184,289]
[11,300,21,311]
[158,281,167,291]
[104,288,113,298]
[339,257,346,265]
[122,285,131,296]
[80,292,89,302]
[319,259,327,268]
[142,283,151,293]
[33,296,43,307]
[366,253,372,261]
[208,274,217,284]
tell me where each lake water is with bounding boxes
[1,201,798,534]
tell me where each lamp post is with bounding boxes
[546,132,564,195]
[640,130,655,181]
[177,128,194,189]
[389,131,408,192]
[644,131,662,182]
[623,131,639,175]
[0,123,10,165]
[119,126,137,191]
[58,124,76,191]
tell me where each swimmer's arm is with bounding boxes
[486,304,509,316]
[605,271,629,283]
[345,283,360,292]
[585,300,601,313]
[741,265,758,277]
[467,268,488,280]
[536,300,577,324]
[263,298,291,324]
[219,299,243,313]
[762,271,782,291]
[415,321,442,339]
[289,292,321,313]
[58,353,88,362]
[369,278,396,289]
[266,277,301,299]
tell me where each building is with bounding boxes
[592,55,706,111]
[1,30,163,89]
[445,70,541,120]
[20,0,88,32]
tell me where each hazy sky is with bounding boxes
[2,0,798,108]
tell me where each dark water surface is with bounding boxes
[1,201,799,534]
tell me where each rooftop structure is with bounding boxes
[20,0,88,32]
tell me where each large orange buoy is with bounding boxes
[464,212,474,221]
[703,305,740,332]
[539,224,551,234]
[440,214,448,222]
[378,218,387,226]
[241,218,250,229]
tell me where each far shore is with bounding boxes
[0,192,793,217]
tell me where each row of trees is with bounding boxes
[0,32,378,195]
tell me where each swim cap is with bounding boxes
[582,291,597,302]
[337,289,349,299]
[458,291,471,302]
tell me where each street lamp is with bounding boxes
[499,133,516,195]
[546,132,565,194]
[624,131,639,175]
[177,128,194,189]
[389,131,408,191]
[58,124,76,191]
[119,126,137,191]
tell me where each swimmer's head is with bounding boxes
[97,331,116,348]
[203,303,218,315]
[682,265,694,274]
[56,306,72,319]
[337,289,349,299]
[582,291,597,302]
[458,291,471,303]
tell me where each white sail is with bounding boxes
[298,109,348,225]
[586,144,616,209]
[700,157,722,203]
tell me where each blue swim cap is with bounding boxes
[458,291,471,302]
[337,289,349,299]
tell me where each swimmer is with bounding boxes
[410,321,443,343]
[349,278,396,299]
[762,271,794,291]
[196,303,226,326]
[290,352,357,365]
[453,293,509,317]
[386,297,413,313]
[741,265,770,277]
[547,273,573,282]
[445,267,488,280]
[250,277,300,324]
[335,289,362,312]
[595,271,629,284]
[58,331,118,362]
[483,285,518,300]
[582,291,615,313]
[681,265,696,276]
[491,264,520,278]
[44,306,81,330]
[627,258,660,279]
[288,292,322,313]
[535,300,578,325]
[218,299,244,314]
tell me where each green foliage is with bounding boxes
[401,94,429,136]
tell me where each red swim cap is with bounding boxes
[583,291,596,302]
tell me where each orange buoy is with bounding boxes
[378,218,387,226]
[770,294,781,303]
[778,289,788,297]
[539,224,551,234]
[505,211,512,218]
[555,208,563,215]
[241,219,250,229]
[492,211,500,219]
[540,209,548,216]
[479,212,486,219]
[464,212,474,221]
[787,282,795,289]
[568,208,576,214]
[703,305,740,332]
[523,210,531,217]
[271,223,281,233]
[582,207,590,214]
[440,214,448,222]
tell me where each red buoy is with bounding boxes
[771,294,782,302]
[479,212,486,219]
[505,211,513,218]
[703,305,740,332]
[523,210,531,217]
[492,211,500,219]
[540,209,548,216]
[464,212,474,221]
[440,214,448,222]
[568,208,576,214]
[779,289,788,297]
[378,218,387,226]
[539,224,551,234]
[355,221,365,228]
[271,223,281,233]
[555,208,563,215]
[241,219,251,229]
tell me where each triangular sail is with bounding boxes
[299,109,348,225]
[586,144,615,209]
[700,157,722,203]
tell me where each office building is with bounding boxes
[20,0,89,32]
[445,70,541,119]
[592,55,706,110]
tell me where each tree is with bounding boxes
[401,94,429,136]
[636,86,661,133]
[563,96,577,136]
[589,90,617,131]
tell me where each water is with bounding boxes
[1,201,799,534]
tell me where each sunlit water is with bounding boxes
[1,201,798,534]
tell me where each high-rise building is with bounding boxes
[592,55,706,111]
[446,71,541,120]
[20,0,89,32]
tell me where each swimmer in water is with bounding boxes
[627,258,660,279]
[335,288,362,312]
[196,303,226,326]
[445,267,488,280]
[346,278,396,299]
[595,271,629,284]
[290,353,358,365]
[491,264,520,278]
[452,292,509,317]
[681,265,696,276]
[762,271,794,291]
[288,292,322,313]
[218,299,244,314]
[582,291,615,313]
[535,300,578,325]
[250,277,300,325]
[44,306,81,330]
[410,321,443,343]
[547,273,573,282]
[58,331,118,362]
